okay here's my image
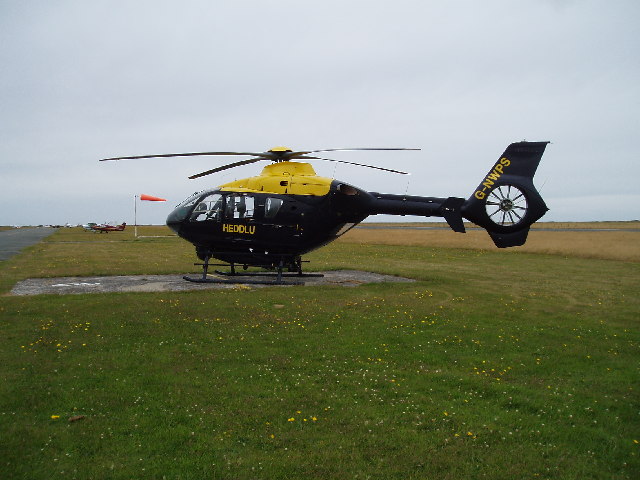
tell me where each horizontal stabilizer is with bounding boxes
[440,197,466,233]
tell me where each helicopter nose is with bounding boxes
[166,208,185,235]
[166,219,181,235]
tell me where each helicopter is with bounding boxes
[100,142,550,284]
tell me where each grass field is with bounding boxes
[0,225,638,479]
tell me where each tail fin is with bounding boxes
[461,141,549,248]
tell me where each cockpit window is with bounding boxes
[265,197,283,219]
[176,191,204,209]
[190,193,223,222]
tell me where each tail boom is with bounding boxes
[365,193,466,233]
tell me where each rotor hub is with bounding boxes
[499,198,514,212]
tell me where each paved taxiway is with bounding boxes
[0,227,58,261]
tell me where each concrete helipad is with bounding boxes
[10,270,415,296]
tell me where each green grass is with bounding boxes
[0,228,638,479]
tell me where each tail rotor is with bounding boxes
[462,141,550,247]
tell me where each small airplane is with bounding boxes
[89,222,126,233]
[101,142,550,283]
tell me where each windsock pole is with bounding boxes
[134,195,138,237]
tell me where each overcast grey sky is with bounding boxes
[1,0,638,226]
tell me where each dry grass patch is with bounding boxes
[340,227,640,262]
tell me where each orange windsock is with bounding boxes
[140,194,167,201]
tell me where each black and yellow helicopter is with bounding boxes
[100,142,550,284]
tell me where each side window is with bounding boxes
[190,193,223,222]
[265,197,283,219]
[225,194,255,219]
[243,196,255,218]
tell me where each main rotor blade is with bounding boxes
[312,157,410,175]
[305,148,421,154]
[100,151,267,162]
[100,147,420,162]
[188,158,265,179]
[101,147,418,178]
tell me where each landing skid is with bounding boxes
[182,275,306,286]
[183,256,324,285]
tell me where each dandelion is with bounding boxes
[288,417,295,422]
[51,415,60,420]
